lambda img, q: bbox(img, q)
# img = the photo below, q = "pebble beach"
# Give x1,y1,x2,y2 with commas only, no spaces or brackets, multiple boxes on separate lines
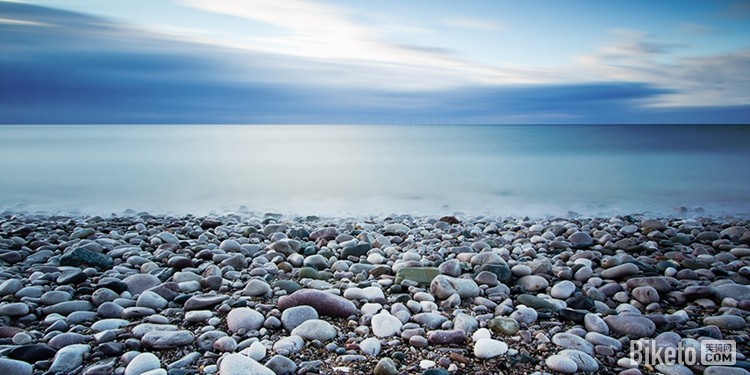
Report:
0,211,749,375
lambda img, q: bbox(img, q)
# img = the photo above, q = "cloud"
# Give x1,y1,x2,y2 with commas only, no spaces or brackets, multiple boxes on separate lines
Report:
573,29,750,108
1,2,748,124
178,0,532,88
444,17,505,31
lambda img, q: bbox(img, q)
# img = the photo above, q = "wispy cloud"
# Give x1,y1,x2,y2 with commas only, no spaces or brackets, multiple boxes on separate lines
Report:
178,0,532,89
444,17,506,31
573,29,750,107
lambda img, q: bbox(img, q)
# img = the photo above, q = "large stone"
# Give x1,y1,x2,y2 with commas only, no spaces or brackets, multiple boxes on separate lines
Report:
550,281,576,299
546,354,578,374
219,353,274,375
626,277,673,294
474,338,508,359
714,283,750,302
551,333,595,355
290,319,337,341
604,315,656,338
600,263,641,280
430,275,480,300
0,279,24,296
0,302,30,317
558,349,598,372
371,311,402,338
0,358,32,375
123,274,161,296
383,224,410,236
227,307,264,334
395,267,440,285
281,305,319,331
703,315,746,331
125,352,161,375
141,330,194,349
517,275,549,292
49,344,90,373
569,232,594,249
59,248,113,270
277,289,357,318
183,294,229,311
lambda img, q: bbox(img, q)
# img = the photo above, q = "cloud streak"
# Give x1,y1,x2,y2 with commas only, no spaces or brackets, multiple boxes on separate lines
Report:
1,2,748,124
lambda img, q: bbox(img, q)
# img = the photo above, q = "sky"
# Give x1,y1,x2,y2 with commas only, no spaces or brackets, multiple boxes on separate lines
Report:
1,0,749,124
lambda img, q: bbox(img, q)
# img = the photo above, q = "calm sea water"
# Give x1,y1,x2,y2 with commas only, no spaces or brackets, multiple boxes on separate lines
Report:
1,125,748,217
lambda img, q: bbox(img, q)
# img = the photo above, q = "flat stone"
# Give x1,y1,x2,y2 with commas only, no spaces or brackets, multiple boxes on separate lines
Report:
277,289,357,318
125,352,161,375
49,344,90,373
123,274,161,296
395,267,440,285
600,263,640,280
0,358,33,375
219,353,274,375
558,349,598,372
714,283,750,302
0,279,23,296
703,315,746,330
604,315,656,338
474,338,508,359
290,319,337,341
227,307,264,334
625,277,673,294
429,275,480,299
59,248,113,270
281,305,319,331
264,355,297,375
0,302,30,317
374,357,398,375
137,290,168,310
569,231,594,249
546,354,578,374
632,286,660,304
551,332,595,355
243,279,271,297
7,343,57,362
550,281,576,299
183,294,229,311
141,330,195,349
584,313,609,335
427,329,466,345
517,275,549,292
371,311,402,338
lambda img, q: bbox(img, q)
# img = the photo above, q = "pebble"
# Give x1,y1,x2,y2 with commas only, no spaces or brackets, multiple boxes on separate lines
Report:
0,358,33,375
703,315,747,330
429,275,480,299
141,330,195,349
474,338,508,359
290,319,337,341
550,280,576,299
278,289,357,317
227,307,265,333
49,344,90,373
517,275,549,292
546,354,578,373
219,353,274,375
604,315,656,338
0,213,745,375
125,352,161,375
371,311,403,337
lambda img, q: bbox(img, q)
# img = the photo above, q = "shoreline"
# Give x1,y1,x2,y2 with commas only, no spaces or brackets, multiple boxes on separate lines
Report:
0,212,748,374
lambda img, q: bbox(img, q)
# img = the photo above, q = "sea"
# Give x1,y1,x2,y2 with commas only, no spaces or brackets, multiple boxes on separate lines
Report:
1,124,748,218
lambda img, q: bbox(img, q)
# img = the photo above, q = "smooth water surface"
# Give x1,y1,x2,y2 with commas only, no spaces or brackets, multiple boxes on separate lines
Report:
1,125,748,217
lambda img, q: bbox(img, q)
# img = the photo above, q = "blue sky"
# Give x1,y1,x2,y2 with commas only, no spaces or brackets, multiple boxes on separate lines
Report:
1,0,749,123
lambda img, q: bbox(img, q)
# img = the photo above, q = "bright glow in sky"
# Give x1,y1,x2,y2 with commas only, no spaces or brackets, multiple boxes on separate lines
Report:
1,0,749,123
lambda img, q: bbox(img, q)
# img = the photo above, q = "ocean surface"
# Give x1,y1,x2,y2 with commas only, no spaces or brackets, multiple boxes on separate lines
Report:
1,124,749,218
